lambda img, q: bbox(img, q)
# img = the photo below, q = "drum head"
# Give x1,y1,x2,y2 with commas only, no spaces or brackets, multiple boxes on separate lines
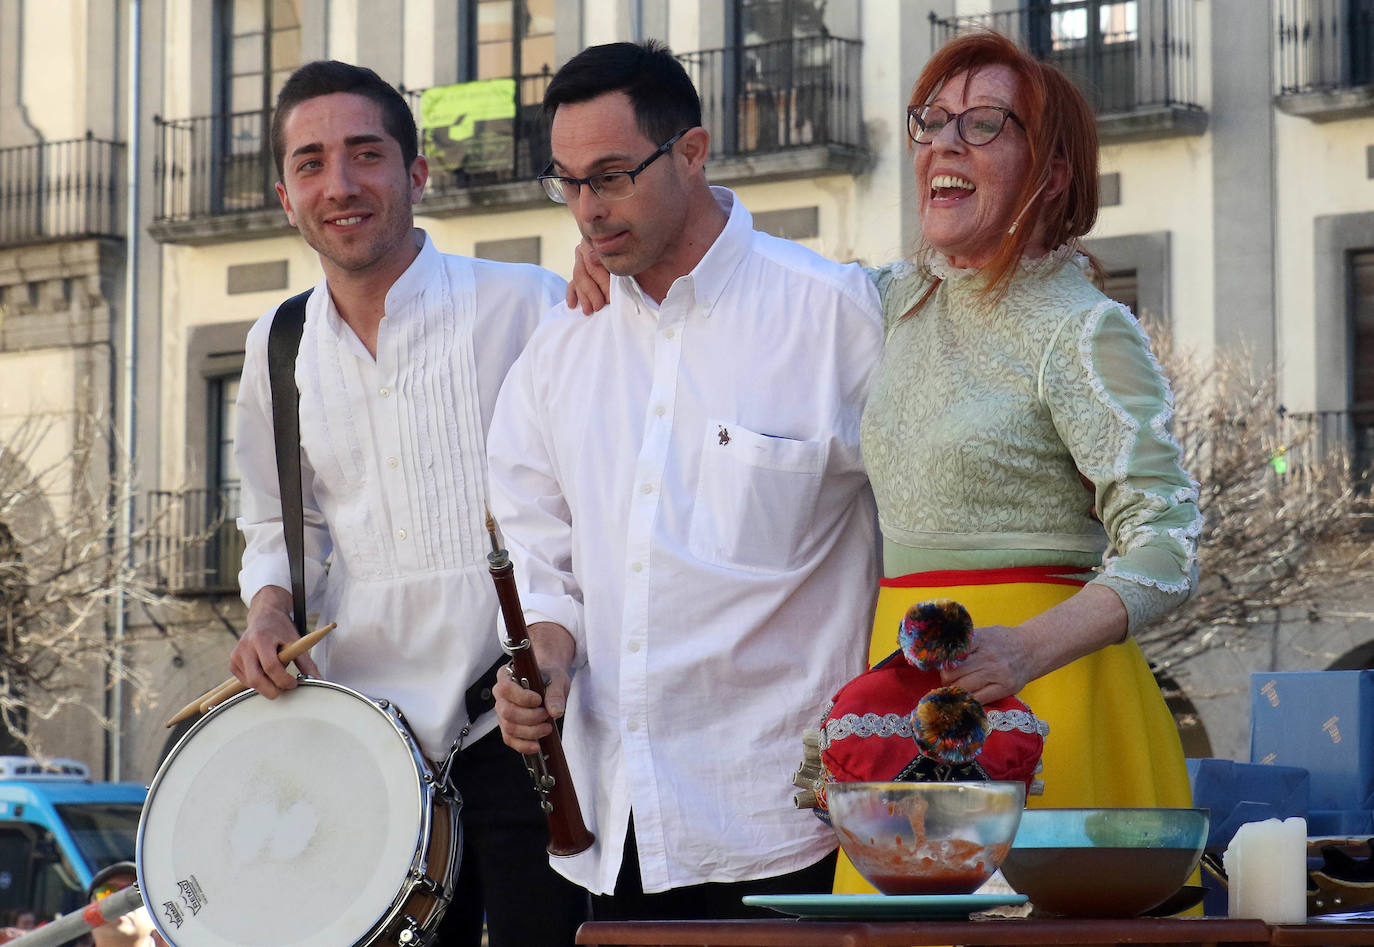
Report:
138,681,426,947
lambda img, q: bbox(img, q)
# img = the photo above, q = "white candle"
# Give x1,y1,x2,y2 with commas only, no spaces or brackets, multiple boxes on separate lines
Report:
1224,817,1307,924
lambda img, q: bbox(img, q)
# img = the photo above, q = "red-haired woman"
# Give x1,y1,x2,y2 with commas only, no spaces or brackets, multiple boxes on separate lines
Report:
840,29,1200,888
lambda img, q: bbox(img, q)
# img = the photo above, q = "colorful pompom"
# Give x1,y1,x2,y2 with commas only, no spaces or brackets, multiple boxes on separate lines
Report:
899,599,973,670
912,686,988,764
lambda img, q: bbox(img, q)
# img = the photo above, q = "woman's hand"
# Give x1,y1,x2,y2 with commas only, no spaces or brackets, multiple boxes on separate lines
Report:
566,239,612,314
938,624,1036,704
939,584,1130,703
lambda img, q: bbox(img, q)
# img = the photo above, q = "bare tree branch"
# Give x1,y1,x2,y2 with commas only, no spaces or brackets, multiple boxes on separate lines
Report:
0,411,216,758
1137,335,1374,672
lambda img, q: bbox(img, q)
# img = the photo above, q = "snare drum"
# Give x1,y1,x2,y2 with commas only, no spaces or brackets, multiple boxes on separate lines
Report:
137,680,458,947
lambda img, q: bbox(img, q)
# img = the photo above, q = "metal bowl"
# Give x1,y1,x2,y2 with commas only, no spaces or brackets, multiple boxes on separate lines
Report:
826,781,1027,895
1000,807,1209,917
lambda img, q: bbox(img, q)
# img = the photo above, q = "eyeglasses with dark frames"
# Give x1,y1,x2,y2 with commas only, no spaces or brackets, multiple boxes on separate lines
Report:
539,129,692,204
908,105,1025,147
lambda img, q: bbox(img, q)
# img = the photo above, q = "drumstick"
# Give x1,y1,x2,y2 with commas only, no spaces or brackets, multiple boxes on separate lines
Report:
192,622,336,718
196,678,244,715
164,622,336,728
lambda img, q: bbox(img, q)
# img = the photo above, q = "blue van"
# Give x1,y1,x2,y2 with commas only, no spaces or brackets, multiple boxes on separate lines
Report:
0,757,146,922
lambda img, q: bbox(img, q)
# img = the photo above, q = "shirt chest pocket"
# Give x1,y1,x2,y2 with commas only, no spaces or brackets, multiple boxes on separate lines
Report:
688,420,827,574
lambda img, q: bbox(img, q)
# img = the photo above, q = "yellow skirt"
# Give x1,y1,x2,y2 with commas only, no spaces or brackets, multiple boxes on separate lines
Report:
834,566,1193,894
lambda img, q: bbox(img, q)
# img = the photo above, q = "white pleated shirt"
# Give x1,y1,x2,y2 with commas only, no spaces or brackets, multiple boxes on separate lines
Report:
487,189,884,894
236,232,565,760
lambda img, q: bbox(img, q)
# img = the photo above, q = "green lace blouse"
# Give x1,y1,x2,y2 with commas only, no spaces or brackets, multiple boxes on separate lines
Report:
860,251,1202,632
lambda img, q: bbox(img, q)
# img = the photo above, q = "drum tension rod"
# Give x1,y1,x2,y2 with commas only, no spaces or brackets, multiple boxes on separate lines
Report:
407,870,444,895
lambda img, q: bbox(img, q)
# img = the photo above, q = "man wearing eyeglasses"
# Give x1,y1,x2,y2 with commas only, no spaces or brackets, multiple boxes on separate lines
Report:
488,41,883,921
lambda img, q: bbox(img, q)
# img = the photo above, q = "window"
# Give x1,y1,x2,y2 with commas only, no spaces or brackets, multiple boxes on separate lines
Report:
1083,232,1169,328
1349,250,1374,475
738,0,828,44
0,825,83,921
208,373,244,589
180,323,253,595
217,0,302,211
1354,0,1374,90
1027,0,1139,112
1032,0,1137,52
221,0,302,115
471,0,555,85
734,0,832,151
1100,269,1139,316
54,804,142,878
212,374,241,513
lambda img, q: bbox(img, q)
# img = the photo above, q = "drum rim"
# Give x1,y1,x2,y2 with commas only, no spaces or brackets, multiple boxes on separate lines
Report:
136,679,452,947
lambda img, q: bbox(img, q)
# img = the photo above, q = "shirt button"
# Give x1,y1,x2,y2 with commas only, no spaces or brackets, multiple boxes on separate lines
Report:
664,328,676,340
387,457,399,468
628,640,641,653
396,528,408,540
654,404,666,417
631,561,643,573
379,387,391,398
627,719,640,732
640,482,653,494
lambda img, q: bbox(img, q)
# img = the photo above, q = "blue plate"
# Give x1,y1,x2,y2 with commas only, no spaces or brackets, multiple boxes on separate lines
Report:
742,892,1028,919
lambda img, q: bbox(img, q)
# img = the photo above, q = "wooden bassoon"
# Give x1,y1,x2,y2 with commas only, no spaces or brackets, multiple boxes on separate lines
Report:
485,514,595,857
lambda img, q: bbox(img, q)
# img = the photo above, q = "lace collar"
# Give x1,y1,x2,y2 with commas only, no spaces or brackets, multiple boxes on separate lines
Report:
922,244,1088,283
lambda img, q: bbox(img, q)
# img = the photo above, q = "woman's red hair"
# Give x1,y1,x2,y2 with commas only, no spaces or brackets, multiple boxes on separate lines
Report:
909,30,1099,297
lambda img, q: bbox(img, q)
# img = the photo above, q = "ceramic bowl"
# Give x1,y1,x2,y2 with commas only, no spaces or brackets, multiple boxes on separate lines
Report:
999,807,1209,917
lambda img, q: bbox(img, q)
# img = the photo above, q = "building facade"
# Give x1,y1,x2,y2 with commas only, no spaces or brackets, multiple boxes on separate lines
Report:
1,0,1371,779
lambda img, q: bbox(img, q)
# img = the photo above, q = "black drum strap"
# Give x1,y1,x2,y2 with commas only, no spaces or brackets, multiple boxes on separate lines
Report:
267,289,313,638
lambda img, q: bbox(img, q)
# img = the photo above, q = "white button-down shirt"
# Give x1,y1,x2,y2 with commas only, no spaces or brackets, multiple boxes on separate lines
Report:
487,189,883,894
237,232,565,759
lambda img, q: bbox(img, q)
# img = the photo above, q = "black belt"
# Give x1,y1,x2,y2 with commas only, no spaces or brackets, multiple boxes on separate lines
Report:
464,654,507,723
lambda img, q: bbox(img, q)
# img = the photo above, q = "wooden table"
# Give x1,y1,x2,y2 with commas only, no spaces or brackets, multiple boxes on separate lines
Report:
1267,922,1374,945
576,916,1281,946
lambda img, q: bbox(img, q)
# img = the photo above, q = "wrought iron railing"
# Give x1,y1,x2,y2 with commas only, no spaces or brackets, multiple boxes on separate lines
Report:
404,69,555,198
1281,407,1374,480
929,0,1202,115
152,36,865,224
1277,0,1374,94
139,487,242,595
680,35,864,157
0,135,124,247
153,108,284,222
152,71,557,222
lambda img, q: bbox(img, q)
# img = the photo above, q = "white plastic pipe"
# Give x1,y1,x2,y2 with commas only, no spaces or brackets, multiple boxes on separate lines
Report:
2,885,143,947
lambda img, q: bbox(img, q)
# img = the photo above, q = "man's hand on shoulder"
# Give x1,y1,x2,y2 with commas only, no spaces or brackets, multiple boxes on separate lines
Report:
493,621,575,754
229,585,322,698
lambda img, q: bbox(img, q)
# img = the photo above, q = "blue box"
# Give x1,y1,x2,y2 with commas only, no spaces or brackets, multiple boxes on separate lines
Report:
1186,757,1309,851
1250,670,1374,811
1307,809,1374,837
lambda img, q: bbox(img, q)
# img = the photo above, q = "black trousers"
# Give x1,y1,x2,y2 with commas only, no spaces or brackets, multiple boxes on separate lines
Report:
590,815,838,922
438,728,589,946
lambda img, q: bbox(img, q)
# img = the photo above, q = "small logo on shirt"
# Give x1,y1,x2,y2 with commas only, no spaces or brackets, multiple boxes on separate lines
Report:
717,426,730,445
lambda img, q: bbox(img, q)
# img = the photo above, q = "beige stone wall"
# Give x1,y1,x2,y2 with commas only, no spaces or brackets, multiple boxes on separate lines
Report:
21,1,85,140
1273,109,1374,413
1095,135,1217,352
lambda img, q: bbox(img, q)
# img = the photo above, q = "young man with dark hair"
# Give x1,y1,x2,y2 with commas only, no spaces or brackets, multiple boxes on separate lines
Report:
229,60,586,946
488,41,884,921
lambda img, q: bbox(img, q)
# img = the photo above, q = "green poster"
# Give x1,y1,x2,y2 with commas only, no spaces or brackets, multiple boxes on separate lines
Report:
420,79,517,175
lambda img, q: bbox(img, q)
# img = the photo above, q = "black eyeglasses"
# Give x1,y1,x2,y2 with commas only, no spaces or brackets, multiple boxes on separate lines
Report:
539,129,692,204
908,105,1025,146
